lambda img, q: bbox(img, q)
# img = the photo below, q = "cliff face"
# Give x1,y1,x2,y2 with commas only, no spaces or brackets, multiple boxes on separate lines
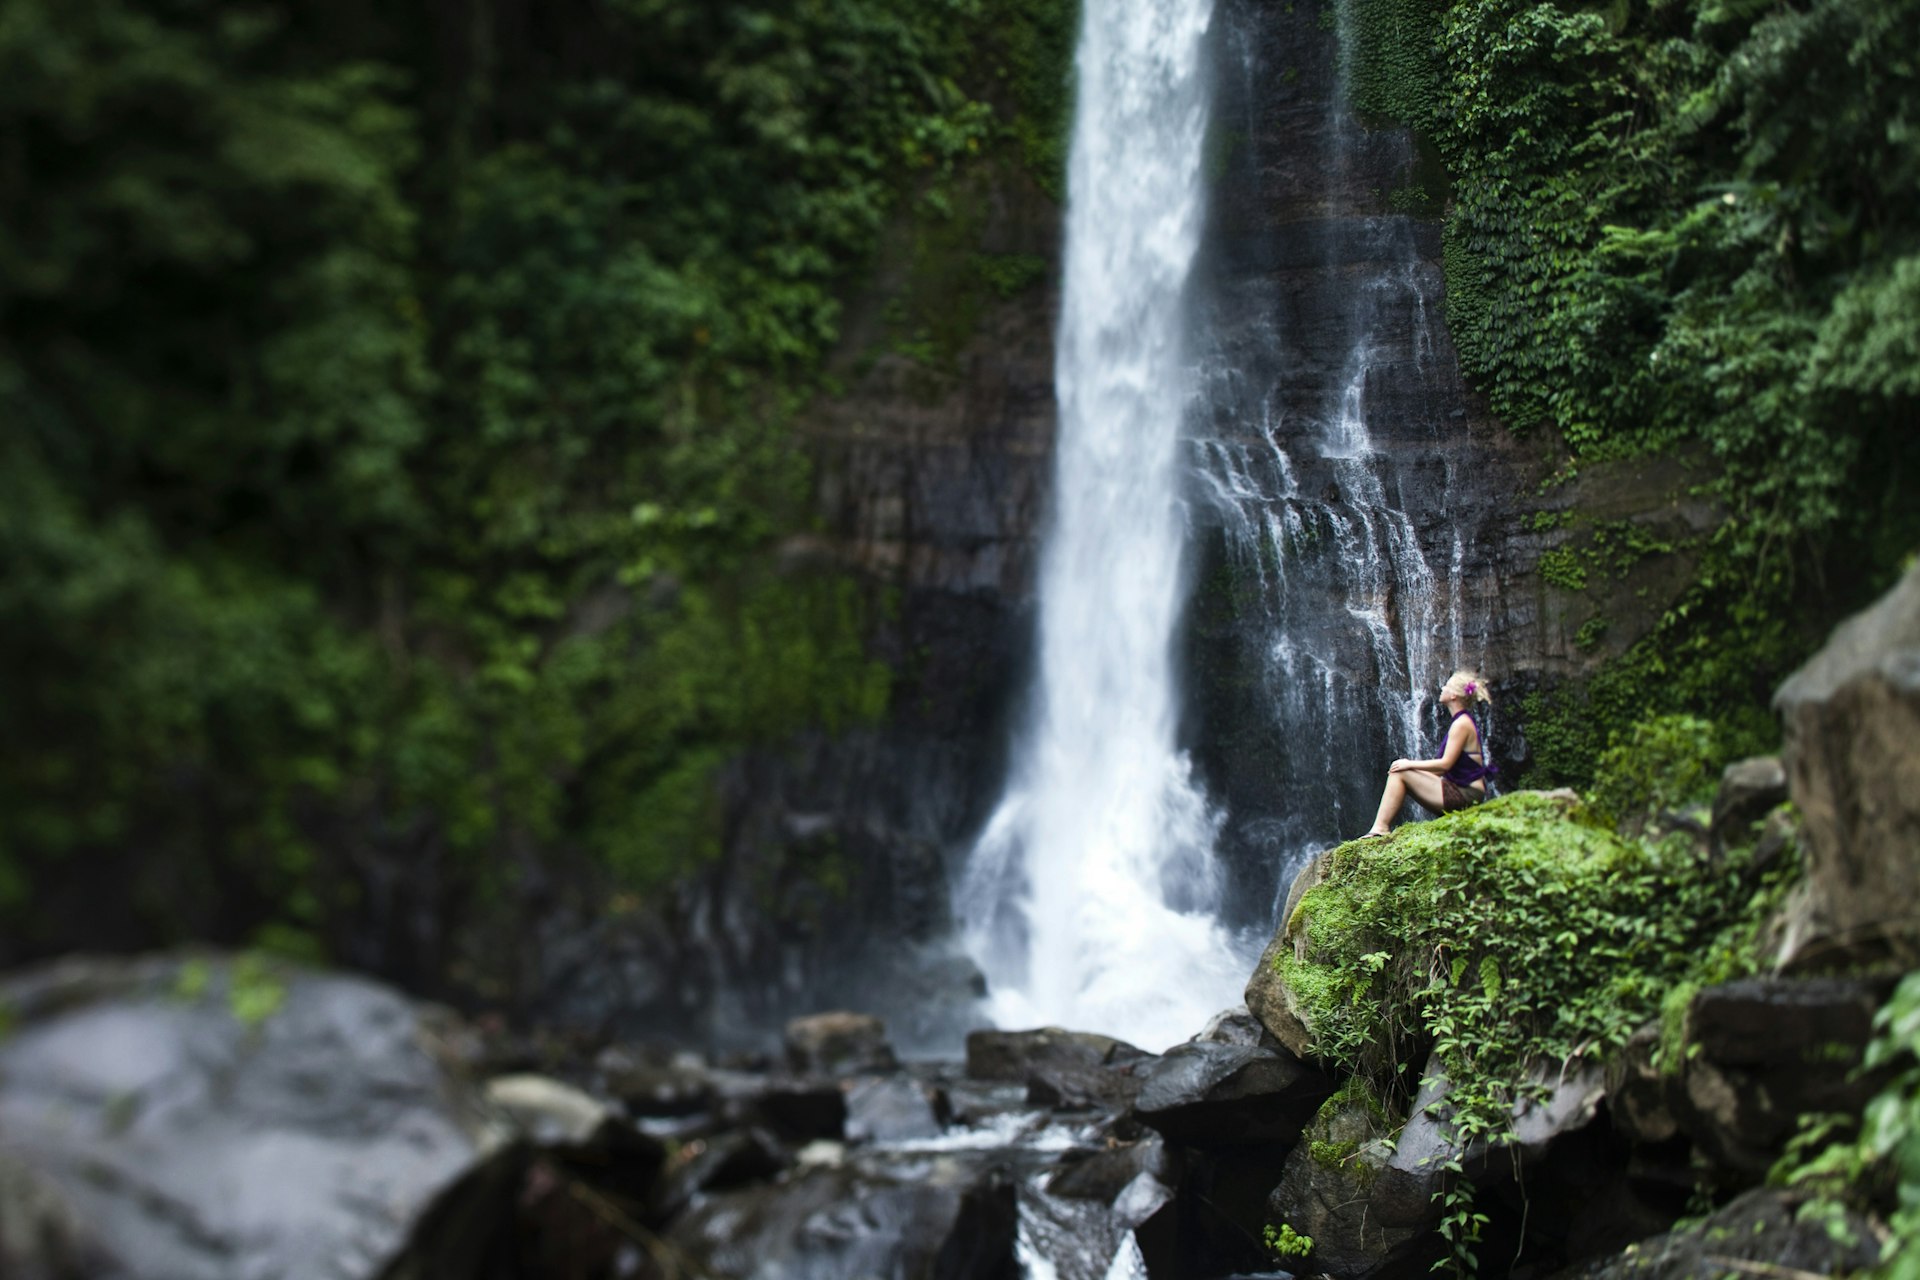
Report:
532,167,1065,1052
1184,0,1712,923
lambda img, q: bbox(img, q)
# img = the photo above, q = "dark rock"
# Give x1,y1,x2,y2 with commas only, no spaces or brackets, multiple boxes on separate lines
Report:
657,1127,790,1218
965,1027,1149,1082
1710,756,1787,854
709,1070,849,1143
1774,561,1920,965
1027,1061,1148,1113
669,1159,1020,1280
1046,1135,1180,1202
1551,1187,1880,1280
1605,1023,1682,1146
596,1046,714,1117
785,1010,899,1076
1687,976,1884,1068
1192,1004,1272,1047
1132,1041,1331,1147
846,1075,945,1144
0,954,490,1280
1266,1084,1446,1280
1676,976,1893,1177
0,1154,111,1280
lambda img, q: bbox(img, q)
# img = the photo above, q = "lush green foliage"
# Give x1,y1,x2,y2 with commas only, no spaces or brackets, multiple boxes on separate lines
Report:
1262,1221,1315,1260
1585,712,1722,828
0,0,1075,966
1346,0,1920,783
1781,970,1920,1278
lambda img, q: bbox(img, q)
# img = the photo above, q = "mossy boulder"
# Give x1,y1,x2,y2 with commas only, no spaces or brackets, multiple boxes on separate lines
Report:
1264,1080,1448,1280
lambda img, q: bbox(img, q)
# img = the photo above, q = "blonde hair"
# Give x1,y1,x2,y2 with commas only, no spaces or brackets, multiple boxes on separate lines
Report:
1442,670,1492,705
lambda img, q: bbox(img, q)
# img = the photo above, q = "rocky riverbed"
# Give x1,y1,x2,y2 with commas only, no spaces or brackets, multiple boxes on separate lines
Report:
4,566,1916,1280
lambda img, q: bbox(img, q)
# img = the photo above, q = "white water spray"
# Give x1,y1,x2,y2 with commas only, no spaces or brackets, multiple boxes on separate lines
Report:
958,0,1244,1052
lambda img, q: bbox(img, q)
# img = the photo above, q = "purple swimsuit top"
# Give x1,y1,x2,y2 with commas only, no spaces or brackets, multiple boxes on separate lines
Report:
1442,709,1498,787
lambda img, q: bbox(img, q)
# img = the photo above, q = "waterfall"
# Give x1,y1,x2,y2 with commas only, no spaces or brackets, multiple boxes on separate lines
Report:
957,0,1245,1053
1185,0,1494,923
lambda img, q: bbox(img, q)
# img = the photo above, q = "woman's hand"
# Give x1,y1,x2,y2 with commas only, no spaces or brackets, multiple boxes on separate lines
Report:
1389,759,1412,773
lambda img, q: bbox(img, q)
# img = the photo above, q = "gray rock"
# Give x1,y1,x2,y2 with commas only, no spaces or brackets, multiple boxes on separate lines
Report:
485,1073,621,1146
1045,1135,1179,1203
1709,755,1787,854
1265,1084,1445,1280
596,1045,714,1116
1192,1004,1270,1047
1675,976,1891,1177
0,1154,111,1280
669,1158,1020,1280
1553,1187,1880,1279
784,1010,899,1076
1132,1041,1331,1147
846,1075,946,1144
1027,1061,1148,1113
0,953,492,1280
1774,561,1920,964
964,1027,1148,1082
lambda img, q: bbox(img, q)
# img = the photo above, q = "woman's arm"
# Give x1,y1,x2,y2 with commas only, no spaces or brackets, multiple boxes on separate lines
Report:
1390,718,1471,774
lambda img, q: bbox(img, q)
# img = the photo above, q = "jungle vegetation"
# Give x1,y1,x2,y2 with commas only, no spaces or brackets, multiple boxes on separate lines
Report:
0,0,1075,984
1343,0,1920,783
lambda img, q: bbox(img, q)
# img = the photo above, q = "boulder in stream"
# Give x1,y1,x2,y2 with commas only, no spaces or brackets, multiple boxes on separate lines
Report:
0,953,495,1280
668,1156,1020,1280
964,1026,1150,1081
784,1010,899,1076
1132,1040,1331,1147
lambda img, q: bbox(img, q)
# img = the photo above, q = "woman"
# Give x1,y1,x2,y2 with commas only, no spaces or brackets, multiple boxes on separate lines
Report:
1362,671,1496,838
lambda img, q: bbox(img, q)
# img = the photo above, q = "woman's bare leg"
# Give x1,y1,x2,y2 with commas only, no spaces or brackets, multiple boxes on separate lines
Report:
1402,771,1446,814
1368,773,1407,835
1368,770,1448,835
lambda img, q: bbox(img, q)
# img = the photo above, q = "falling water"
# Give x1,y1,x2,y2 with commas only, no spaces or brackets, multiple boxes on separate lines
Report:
1186,0,1494,922
957,0,1246,1053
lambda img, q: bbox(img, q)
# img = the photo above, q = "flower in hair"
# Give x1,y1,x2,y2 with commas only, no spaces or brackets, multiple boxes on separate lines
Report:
1463,681,1476,695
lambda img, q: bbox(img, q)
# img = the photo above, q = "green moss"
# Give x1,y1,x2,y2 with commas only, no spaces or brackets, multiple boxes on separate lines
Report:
1540,547,1589,591
1277,793,1790,1109
1309,1138,1361,1169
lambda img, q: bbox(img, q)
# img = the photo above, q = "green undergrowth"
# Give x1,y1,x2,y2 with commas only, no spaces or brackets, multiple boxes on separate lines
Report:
1280,792,1794,1124
1777,971,1920,1279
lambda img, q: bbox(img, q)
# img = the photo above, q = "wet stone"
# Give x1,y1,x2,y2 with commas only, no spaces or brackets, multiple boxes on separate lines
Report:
1132,1040,1331,1148
845,1075,946,1145
965,1027,1148,1083
784,1011,899,1077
